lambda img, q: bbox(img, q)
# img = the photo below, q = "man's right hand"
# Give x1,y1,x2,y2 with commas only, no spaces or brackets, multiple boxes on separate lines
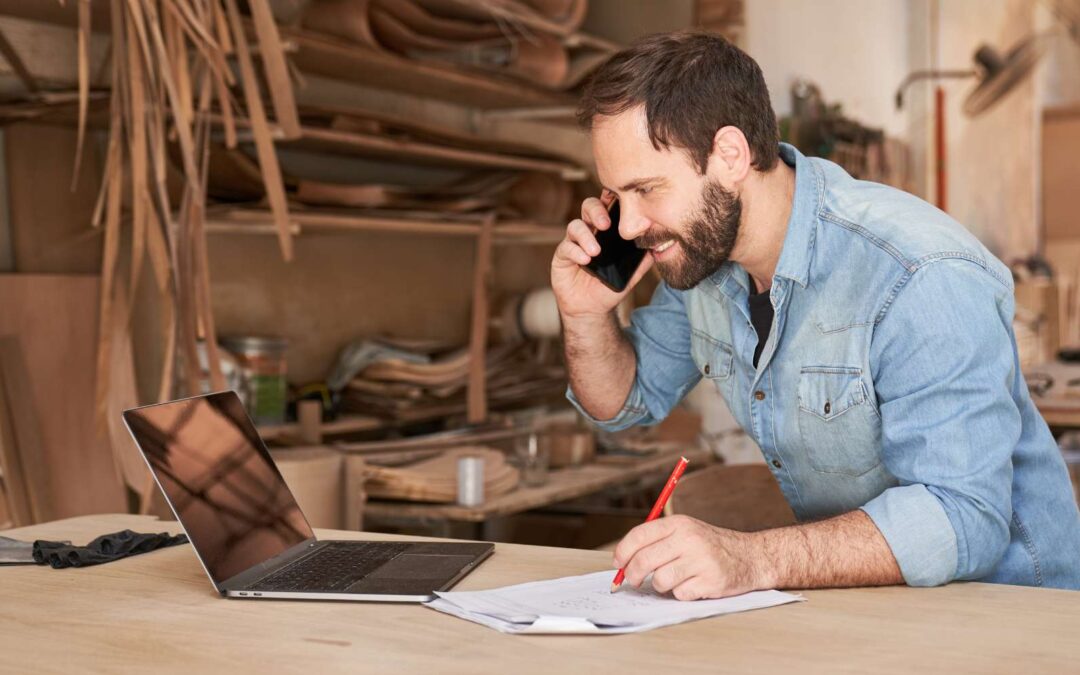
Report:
551,195,654,320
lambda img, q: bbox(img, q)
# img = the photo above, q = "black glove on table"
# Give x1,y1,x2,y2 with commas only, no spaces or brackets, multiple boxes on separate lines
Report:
31,529,189,569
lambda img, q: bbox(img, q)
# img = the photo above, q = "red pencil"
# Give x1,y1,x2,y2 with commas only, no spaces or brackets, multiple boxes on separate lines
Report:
611,456,690,592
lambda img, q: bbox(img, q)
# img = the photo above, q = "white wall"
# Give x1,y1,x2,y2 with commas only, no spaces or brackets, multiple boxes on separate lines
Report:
744,0,911,138
744,0,1053,260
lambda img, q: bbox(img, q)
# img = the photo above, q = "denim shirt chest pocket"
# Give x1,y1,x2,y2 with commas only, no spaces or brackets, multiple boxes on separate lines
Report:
690,331,734,385
797,366,882,476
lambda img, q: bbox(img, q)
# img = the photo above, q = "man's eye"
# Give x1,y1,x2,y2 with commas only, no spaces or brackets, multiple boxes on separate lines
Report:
637,187,652,196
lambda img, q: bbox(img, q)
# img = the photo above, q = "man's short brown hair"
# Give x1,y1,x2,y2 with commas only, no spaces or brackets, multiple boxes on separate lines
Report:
577,31,779,174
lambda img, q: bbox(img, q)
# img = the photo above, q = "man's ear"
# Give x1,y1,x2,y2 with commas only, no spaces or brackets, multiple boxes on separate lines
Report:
706,126,752,185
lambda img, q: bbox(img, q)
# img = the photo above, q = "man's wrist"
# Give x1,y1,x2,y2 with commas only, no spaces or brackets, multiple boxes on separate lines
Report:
746,529,782,589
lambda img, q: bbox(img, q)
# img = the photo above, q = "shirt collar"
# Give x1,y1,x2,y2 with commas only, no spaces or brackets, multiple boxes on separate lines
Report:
771,142,822,288
705,143,822,300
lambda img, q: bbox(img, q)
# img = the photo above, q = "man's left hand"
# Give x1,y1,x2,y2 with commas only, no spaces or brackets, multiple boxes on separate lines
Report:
612,514,771,600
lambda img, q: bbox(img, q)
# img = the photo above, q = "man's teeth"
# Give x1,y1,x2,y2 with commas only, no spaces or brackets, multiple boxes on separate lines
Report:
654,240,675,253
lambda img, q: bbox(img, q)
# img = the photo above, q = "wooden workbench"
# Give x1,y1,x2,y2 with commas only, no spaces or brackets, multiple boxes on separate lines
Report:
1,514,1077,673
363,447,712,523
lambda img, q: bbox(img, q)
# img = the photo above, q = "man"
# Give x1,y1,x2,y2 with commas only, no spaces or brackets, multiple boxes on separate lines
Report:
552,31,1080,600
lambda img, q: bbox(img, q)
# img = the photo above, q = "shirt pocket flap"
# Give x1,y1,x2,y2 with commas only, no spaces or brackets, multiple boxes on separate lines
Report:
690,333,734,380
798,367,867,421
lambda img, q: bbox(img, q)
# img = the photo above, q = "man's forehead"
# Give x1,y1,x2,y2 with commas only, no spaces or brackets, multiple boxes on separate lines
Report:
591,108,689,190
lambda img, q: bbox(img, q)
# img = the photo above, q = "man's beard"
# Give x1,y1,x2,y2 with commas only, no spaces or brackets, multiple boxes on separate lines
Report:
636,180,742,291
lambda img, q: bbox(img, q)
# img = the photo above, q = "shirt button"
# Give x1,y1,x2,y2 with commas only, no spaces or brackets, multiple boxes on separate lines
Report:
824,401,831,415
772,459,782,469
754,391,765,401
704,364,711,375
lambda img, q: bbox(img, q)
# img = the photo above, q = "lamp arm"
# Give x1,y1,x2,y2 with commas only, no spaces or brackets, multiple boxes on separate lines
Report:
894,69,977,109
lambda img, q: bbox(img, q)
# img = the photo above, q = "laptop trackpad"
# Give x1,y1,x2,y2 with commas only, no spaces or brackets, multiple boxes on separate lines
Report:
346,554,476,592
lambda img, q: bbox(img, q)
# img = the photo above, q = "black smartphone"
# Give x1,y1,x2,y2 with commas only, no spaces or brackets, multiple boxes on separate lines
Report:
582,200,648,293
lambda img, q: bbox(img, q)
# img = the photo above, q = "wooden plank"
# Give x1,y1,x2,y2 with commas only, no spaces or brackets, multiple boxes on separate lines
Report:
0,275,126,518
363,447,711,522
284,26,570,110
466,214,494,424
218,114,582,175
0,336,53,523
248,0,301,139
204,209,564,243
1042,108,1080,242
0,349,32,526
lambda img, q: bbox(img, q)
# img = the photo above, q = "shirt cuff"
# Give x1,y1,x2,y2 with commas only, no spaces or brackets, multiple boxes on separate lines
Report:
860,484,959,587
566,383,648,432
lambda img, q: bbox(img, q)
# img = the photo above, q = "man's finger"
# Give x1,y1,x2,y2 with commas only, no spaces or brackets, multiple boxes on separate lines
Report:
671,575,707,601
650,559,693,595
566,219,600,256
613,516,684,567
581,197,610,230
621,536,680,588
554,238,592,267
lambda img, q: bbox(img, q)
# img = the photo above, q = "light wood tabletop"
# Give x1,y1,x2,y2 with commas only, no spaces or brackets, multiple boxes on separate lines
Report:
1,514,1078,674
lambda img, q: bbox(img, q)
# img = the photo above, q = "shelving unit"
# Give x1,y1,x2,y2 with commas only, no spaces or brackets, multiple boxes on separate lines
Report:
204,207,565,245
0,1,595,433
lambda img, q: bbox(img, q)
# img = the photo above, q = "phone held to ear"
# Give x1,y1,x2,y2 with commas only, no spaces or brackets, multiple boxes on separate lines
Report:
581,199,648,293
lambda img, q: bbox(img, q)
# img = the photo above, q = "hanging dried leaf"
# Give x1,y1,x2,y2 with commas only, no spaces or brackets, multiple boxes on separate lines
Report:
79,0,300,451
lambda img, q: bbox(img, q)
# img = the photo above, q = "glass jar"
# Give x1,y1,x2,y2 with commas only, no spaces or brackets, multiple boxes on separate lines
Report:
514,431,550,487
220,336,288,425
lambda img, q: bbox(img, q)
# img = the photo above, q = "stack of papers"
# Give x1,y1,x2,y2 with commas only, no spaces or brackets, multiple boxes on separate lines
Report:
425,570,803,634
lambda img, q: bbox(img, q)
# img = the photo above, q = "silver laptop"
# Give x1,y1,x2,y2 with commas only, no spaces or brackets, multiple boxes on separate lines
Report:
122,391,493,602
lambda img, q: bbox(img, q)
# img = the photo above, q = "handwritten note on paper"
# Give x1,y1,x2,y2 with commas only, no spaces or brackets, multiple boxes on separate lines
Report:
425,571,803,634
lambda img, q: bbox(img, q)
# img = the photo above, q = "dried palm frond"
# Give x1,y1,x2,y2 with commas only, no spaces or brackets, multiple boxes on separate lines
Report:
83,0,299,437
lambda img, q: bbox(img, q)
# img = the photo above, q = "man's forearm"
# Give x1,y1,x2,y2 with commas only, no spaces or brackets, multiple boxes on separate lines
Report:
563,312,637,421
753,510,903,589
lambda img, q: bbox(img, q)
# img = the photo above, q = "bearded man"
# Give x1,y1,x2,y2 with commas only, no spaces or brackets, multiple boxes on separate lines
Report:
551,31,1080,600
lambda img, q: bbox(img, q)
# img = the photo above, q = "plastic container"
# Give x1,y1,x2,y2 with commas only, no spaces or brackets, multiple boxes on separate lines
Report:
457,456,485,506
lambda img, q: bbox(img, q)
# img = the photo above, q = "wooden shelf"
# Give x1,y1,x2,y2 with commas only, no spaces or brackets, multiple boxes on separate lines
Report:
224,115,585,178
281,27,574,110
363,447,713,523
258,413,385,443
204,207,564,245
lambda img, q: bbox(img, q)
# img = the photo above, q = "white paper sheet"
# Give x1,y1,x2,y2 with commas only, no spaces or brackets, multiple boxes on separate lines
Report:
425,570,803,634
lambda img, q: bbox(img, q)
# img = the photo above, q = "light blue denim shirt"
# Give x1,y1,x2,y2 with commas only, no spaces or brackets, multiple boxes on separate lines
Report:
569,143,1080,589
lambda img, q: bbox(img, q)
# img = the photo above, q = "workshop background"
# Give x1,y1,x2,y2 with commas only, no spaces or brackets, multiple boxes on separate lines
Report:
0,0,1077,548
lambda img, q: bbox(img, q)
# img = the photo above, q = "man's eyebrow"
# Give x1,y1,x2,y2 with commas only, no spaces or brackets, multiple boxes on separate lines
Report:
609,177,666,193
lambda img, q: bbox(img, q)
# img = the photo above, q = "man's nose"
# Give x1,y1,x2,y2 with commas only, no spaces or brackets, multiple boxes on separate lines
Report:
618,203,651,241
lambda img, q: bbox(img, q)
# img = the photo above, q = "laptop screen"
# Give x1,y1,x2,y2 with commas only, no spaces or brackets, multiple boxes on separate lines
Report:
123,391,314,585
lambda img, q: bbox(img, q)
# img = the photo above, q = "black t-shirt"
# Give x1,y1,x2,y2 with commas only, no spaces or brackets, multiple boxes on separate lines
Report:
748,286,773,368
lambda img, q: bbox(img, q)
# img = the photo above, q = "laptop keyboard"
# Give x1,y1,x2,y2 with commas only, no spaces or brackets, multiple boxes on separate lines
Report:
250,542,411,593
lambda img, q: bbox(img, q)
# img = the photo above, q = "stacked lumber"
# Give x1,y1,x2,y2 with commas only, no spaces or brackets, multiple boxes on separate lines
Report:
343,341,566,421
364,446,519,502
301,0,613,91
204,106,581,226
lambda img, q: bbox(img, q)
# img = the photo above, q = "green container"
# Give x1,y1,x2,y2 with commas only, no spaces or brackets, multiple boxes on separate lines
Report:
221,336,288,426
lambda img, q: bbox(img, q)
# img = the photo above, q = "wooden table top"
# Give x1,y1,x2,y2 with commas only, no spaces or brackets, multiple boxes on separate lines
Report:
1,514,1078,674
363,447,712,522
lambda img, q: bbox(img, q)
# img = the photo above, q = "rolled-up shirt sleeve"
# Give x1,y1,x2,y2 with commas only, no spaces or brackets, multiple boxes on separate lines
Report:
862,258,1017,586
567,281,702,432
